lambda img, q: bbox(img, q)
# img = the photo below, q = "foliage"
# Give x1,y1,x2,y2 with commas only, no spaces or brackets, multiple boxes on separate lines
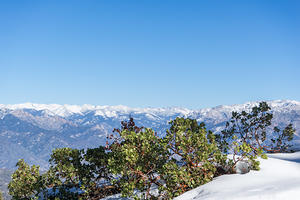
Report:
108,117,227,199
45,148,85,200
217,102,295,171
108,118,168,199
0,190,4,200
46,146,119,199
8,159,44,200
161,118,227,198
8,147,118,200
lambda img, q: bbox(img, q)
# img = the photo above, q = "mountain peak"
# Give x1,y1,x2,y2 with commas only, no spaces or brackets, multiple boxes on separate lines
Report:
0,100,299,118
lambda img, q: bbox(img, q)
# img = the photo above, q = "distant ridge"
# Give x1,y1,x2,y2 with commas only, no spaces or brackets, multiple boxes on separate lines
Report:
1,99,299,117
0,100,299,169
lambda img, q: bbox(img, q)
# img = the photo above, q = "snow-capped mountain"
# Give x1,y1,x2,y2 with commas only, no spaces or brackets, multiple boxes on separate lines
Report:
0,100,299,169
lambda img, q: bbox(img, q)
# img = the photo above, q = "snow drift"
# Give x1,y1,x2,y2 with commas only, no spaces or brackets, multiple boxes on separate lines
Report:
175,152,300,200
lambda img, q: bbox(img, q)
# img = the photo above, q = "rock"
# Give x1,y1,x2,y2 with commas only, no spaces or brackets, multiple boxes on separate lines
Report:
235,161,251,174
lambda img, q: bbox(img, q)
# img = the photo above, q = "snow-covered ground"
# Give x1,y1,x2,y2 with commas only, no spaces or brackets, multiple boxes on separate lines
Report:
175,152,300,200
102,152,300,200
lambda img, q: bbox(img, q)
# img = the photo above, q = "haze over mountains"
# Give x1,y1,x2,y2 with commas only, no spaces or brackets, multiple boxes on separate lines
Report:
0,100,299,169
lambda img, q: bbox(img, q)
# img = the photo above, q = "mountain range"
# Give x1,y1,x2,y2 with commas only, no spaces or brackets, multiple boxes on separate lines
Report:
0,100,299,170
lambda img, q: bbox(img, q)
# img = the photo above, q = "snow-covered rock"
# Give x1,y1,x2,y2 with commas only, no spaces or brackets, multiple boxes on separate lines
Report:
235,161,251,174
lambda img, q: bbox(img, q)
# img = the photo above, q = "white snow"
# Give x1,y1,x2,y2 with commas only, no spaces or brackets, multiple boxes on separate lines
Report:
175,152,300,200
0,100,299,119
0,102,194,117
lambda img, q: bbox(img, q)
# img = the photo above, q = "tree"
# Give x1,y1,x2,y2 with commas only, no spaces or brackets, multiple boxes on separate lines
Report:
108,118,168,199
45,148,86,200
217,102,295,171
8,159,44,200
84,146,119,199
45,146,119,199
108,117,227,199
161,118,227,198
8,147,118,200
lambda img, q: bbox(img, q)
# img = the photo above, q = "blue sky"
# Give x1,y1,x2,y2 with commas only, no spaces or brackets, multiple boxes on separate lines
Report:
0,0,299,109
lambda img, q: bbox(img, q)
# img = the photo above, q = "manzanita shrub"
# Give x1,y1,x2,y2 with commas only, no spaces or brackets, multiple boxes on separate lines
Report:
108,118,168,199
108,117,227,199
8,159,43,200
45,148,85,199
46,146,119,200
161,118,227,198
217,102,295,171
9,147,118,200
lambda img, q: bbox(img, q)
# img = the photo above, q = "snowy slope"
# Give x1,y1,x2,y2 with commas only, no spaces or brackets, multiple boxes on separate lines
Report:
175,152,300,200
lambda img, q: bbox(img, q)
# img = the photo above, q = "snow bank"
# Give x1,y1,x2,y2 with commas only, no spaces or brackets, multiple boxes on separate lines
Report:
175,152,300,200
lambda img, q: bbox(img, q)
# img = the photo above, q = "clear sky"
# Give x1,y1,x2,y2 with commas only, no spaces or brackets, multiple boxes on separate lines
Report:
0,0,299,109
